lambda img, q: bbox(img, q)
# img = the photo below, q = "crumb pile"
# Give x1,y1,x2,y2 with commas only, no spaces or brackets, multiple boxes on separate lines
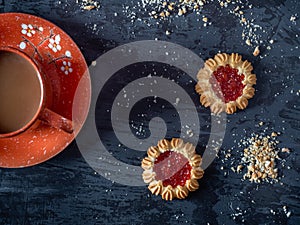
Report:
239,133,280,183
229,131,291,184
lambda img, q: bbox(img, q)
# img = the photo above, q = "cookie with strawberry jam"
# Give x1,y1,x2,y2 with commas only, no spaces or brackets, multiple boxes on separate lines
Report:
195,53,256,114
142,138,204,201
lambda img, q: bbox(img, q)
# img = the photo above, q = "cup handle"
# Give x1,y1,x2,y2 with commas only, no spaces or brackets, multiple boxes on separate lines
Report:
39,108,73,134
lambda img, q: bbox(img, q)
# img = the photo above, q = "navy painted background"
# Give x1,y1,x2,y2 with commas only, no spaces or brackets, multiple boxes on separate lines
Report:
0,0,299,224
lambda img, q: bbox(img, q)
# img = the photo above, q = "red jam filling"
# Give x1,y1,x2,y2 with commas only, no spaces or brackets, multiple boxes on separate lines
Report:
153,151,192,188
209,64,245,103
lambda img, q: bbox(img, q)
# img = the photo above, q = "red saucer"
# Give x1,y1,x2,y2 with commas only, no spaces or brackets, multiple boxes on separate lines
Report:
0,13,91,168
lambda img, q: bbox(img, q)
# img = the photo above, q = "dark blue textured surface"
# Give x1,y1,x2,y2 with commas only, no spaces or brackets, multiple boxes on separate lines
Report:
0,0,299,224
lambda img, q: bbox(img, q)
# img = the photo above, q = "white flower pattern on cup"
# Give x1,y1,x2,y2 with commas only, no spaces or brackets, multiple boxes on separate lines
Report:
21,24,36,37
19,41,27,50
18,22,74,74
61,61,73,75
48,34,62,53
65,50,72,58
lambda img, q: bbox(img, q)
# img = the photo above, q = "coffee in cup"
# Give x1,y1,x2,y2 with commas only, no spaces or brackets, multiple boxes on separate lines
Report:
0,49,73,137
0,50,42,134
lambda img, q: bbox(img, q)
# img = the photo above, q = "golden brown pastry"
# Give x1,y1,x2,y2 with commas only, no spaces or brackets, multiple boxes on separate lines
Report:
142,138,204,201
195,53,256,114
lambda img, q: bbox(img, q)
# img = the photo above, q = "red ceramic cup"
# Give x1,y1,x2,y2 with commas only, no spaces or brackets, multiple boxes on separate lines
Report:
0,12,91,168
0,47,73,138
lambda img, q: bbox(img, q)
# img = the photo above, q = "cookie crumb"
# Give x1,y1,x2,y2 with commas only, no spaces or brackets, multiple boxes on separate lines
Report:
253,46,260,56
245,39,251,46
236,165,243,173
281,148,290,153
290,15,297,22
79,0,100,10
238,133,282,183
83,5,96,10
91,61,97,66
283,205,292,218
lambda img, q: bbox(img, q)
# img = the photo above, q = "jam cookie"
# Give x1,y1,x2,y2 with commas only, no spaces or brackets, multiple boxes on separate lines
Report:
142,138,204,201
195,53,256,114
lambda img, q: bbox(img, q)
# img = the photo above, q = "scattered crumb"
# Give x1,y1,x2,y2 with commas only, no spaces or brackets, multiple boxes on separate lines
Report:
125,0,267,53
165,30,171,35
281,148,290,153
236,164,243,173
174,97,180,106
186,129,194,137
143,0,208,19
77,0,100,10
253,46,260,56
225,153,231,159
245,39,251,46
283,205,292,218
241,17,246,23
270,209,276,215
224,1,265,48
83,5,96,10
290,14,297,22
91,60,97,66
